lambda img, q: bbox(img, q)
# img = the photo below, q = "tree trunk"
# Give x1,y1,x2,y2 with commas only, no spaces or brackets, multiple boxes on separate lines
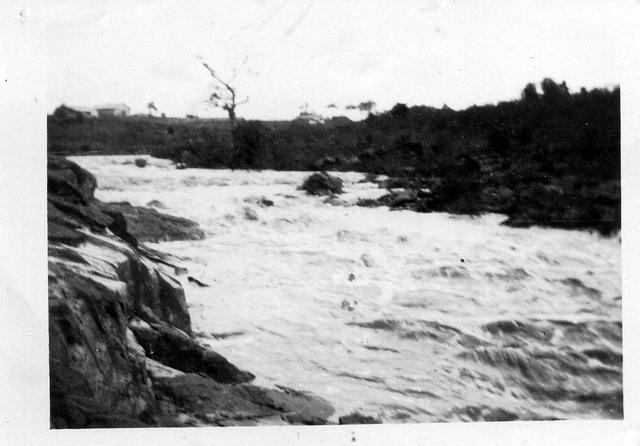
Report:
228,108,236,130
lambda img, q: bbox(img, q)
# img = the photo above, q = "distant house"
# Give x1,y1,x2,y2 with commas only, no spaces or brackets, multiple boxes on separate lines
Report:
293,111,325,125
96,103,130,117
71,106,98,118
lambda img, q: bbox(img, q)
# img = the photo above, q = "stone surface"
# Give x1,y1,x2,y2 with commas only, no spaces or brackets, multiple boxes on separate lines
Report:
99,201,206,243
48,156,98,204
301,171,344,196
49,260,156,428
338,412,381,424
152,374,334,426
47,156,333,427
129,321,254,384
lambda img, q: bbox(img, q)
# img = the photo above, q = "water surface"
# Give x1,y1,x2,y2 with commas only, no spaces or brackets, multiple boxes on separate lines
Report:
70,155,622,423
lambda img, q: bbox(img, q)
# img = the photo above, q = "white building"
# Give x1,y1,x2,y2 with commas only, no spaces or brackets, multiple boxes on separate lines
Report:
294,111,325,125
96,103,130,117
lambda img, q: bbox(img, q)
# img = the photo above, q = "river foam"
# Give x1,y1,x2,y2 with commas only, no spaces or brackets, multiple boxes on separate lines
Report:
70,155,622,423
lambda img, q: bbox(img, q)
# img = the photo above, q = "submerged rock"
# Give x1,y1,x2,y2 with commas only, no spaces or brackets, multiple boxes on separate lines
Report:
242,206,259,221
146,199,164,208
361,253,376,268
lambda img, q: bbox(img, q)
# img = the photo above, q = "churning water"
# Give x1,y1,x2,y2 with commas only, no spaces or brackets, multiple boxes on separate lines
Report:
70,155,622,423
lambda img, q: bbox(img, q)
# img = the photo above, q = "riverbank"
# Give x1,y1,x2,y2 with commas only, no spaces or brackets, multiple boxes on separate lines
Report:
48,80,620,235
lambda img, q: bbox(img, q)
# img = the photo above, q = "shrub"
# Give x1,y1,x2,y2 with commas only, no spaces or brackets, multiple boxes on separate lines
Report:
390,103,410,120
52,105,85,123
488,127,510,154
521,83,540,101
232,121,273,168
541,78,570,102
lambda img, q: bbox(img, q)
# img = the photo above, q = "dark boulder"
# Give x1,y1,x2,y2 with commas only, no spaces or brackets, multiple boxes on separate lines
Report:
47,156,114,241
301,172,343,196
129,321,255,384
240,385,335,425
151,374,334,426
338,412,381,424
389,191,416,208
48,156,98,204
99,201,205,242
152,374,273,420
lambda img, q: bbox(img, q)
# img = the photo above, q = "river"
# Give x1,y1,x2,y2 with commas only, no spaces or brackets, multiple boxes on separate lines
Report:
69,154,622,423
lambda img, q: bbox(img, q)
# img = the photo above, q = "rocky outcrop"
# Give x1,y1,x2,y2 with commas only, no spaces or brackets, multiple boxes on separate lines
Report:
99,201,205,243
152,375,334,426
48,156,334,428
128,318,254,384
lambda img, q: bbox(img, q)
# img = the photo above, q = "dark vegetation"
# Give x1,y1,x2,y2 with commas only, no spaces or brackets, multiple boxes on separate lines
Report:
48,79,620,234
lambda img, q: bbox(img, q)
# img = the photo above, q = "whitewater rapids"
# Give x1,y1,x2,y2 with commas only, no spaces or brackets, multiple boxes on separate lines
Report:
69,155,622,423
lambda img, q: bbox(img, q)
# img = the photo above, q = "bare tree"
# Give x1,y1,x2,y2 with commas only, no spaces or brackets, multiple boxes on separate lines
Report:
202,62,249,129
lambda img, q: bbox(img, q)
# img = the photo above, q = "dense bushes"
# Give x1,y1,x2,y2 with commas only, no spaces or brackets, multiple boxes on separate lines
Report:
47,78,620,233
231,121,276,169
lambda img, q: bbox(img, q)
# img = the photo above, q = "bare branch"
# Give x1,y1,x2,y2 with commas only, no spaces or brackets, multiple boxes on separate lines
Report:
202,62,235,96
201,59,249,129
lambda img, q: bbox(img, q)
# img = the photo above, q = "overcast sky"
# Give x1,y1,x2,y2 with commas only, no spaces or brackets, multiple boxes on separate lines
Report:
45,0,625,120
